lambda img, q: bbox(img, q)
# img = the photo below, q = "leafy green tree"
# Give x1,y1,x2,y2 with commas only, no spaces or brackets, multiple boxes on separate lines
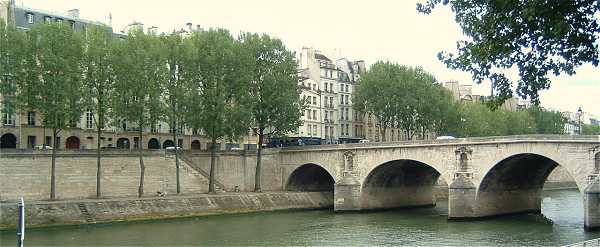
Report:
527,106,566,134
160,32,189,194
355,62,460,141
0,19,27,121
112,28,166,197
82,25,116,198
22,23,84,200
418,0,600,106
184,29,251,193
582,124,600,135
240,32,305,192
354,62,404,141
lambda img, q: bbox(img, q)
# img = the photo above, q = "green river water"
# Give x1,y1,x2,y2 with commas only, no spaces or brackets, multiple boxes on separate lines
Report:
1,189,599,246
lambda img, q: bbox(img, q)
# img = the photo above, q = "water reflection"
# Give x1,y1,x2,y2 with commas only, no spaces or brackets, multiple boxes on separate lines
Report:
1,189,599,246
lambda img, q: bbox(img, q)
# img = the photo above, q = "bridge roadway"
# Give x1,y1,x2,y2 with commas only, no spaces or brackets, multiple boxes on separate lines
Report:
277,135,600,231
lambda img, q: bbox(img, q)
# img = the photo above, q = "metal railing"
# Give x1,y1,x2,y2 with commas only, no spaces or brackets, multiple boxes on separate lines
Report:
563,238,600,247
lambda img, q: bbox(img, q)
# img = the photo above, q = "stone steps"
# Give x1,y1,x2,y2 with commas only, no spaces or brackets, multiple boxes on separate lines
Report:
77,203,95,223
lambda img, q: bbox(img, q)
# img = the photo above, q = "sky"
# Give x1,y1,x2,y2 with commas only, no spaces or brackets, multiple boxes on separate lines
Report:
17,0,600,117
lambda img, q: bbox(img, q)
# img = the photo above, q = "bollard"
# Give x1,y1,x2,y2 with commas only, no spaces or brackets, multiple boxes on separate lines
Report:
17,197,24,247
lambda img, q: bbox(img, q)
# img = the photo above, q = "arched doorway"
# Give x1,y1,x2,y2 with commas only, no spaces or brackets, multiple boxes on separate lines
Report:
65,136,80,149
361,159,441,210
0,133,17,148
116,138,130,149
162,140,174,149
191,140,201,150
477,153,566,217
286,163,334,192
148,138,160,149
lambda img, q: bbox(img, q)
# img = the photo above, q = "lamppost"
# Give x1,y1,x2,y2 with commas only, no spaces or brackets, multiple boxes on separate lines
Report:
577,107,583,135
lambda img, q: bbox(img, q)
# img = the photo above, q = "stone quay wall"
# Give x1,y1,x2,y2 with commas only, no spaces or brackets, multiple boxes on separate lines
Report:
0,192,333,229
0,149,283,202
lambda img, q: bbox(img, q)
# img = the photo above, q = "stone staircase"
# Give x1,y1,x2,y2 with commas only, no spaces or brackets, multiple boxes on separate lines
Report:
178,152,227,192
77,203,95,223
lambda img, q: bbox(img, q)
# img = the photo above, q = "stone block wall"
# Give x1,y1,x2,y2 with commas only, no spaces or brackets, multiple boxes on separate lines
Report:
0,152,209,202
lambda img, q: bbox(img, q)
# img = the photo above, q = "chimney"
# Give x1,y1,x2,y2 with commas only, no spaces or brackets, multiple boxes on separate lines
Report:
196,25,203,31
186,22,192,32
67,9,79,18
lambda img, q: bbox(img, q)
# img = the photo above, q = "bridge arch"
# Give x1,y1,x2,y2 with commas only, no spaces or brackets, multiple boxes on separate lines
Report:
361,159,442,210
285,163,335,192
476,152,577,217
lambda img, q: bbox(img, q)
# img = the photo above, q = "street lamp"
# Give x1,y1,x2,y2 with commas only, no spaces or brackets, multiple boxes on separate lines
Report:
577,107,583,135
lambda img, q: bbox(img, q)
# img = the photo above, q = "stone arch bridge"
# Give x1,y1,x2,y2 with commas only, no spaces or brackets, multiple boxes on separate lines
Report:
277,135,600,230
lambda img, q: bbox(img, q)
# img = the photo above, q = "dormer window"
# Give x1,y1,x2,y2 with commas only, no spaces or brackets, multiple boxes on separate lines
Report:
69,20,76,30
56,18,63,24
44,16,52,23
26,13,34,24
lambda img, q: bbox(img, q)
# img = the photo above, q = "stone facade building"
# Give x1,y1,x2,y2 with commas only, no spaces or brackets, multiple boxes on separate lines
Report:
0,1,258,150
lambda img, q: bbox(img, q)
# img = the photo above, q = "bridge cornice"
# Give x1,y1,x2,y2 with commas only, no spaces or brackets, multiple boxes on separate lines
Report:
280,135,600,153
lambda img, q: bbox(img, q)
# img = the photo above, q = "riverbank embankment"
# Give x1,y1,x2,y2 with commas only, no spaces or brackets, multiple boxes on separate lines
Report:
0,191,333,230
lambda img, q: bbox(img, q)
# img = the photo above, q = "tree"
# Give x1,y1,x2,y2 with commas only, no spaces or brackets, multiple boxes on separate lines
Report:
112,28,166,198
354,62,403,142
82,25,116,198
582,124,600,135
22,23,84,200
184,29,251,193
527,106,566,134
159,31,188,194
240,32,305,192
0,19,28,123
355,62,459,141
417,0,600,106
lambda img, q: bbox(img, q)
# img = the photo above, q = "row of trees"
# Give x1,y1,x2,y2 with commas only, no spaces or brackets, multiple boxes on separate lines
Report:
0,20,305,199
354,62,568,140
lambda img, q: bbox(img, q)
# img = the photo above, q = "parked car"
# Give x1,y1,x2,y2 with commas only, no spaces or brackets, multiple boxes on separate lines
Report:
34,145,53,150
165,146,182,151
359,139,370,143
436,136,456,140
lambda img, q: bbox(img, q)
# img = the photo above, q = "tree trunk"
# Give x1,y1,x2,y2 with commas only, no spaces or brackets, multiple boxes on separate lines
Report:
172,121,181,194
50,128,57,200
96,126,102,198
254,128,264,192
208,137,217,194
138,130,145,198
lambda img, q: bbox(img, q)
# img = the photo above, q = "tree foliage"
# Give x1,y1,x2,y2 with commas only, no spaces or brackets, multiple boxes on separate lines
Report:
526,105,566,134
82,25,116,198
240,32,304,192
183,29,252,193
22,22,85,200
354,62,459,140
0,19,27,117
418,0,600,106
112,28,166,197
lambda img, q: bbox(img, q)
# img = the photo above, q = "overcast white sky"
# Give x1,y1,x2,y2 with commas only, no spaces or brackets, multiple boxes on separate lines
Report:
18,0,600,117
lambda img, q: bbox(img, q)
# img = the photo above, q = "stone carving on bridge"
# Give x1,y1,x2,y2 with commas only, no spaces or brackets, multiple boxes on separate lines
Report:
454,147,473,172
343,151,355,172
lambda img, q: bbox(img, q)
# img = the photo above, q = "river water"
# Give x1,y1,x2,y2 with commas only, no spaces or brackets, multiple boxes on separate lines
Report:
1,189,599,246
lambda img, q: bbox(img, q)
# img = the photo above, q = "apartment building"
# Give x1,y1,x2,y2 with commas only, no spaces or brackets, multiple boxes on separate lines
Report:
0,1,257,150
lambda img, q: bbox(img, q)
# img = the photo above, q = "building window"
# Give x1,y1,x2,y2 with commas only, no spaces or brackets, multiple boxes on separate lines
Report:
56,18,63,24
86,110,93,129
306,109,311,120
2,104,14,125
346,108,350,120
27,111,36,126
44,16,52,23
312,110,317,120
26,13,34,24
69,20,76,30
346,85,350,92
313,125,318,136
312,96,316,105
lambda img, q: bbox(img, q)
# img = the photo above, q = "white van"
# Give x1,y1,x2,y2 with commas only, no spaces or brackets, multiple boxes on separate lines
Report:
358,139,370,143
